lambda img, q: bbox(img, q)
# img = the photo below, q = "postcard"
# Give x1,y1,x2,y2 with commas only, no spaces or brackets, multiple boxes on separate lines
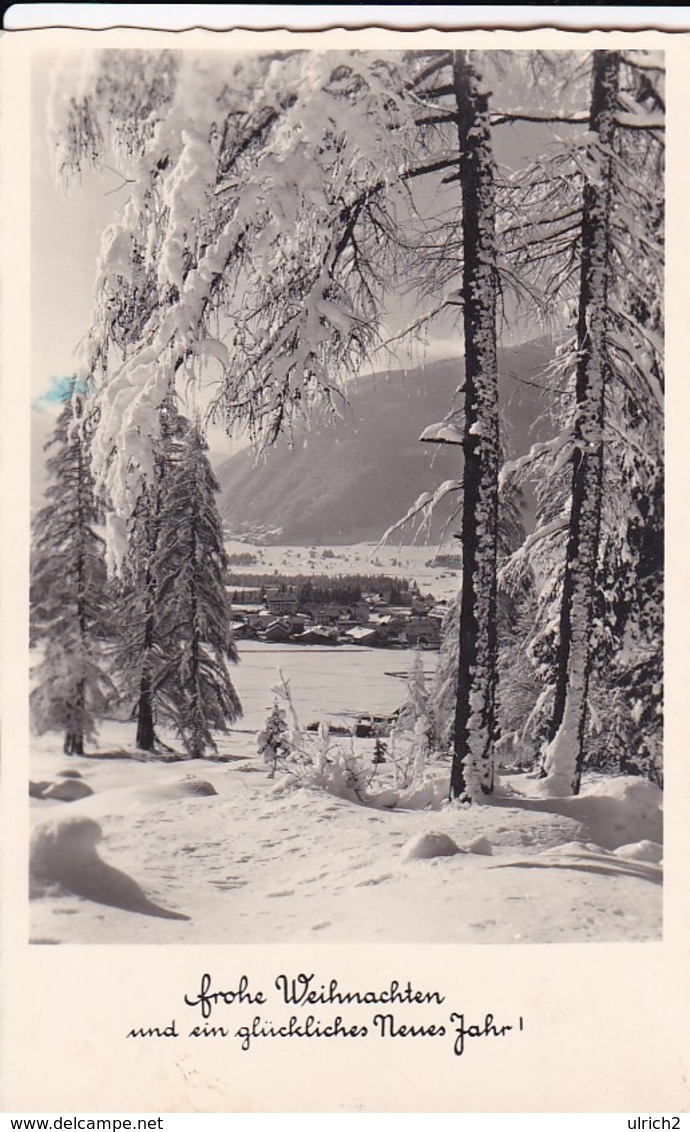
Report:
1,22,687,1114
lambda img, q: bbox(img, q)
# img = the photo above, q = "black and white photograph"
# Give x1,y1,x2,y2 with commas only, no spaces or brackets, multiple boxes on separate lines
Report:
3,17,689,1116
26,40,665,948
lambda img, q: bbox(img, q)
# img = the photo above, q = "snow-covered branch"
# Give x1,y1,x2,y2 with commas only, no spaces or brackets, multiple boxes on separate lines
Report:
491,110,589,127
499,430,574,489
615,111,664,131
379,479,462,546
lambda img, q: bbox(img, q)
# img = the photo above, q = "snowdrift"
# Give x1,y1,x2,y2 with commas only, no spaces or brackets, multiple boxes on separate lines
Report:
31,814,190,921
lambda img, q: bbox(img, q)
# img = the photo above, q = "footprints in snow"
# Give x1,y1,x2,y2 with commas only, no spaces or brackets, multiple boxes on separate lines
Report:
352,873,393,887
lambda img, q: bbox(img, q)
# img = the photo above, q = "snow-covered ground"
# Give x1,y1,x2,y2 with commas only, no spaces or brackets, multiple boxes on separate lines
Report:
29,648,662,947
224,540,462,600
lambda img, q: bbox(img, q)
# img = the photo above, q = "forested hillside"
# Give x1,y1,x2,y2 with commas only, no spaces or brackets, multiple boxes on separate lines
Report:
215,340,553,543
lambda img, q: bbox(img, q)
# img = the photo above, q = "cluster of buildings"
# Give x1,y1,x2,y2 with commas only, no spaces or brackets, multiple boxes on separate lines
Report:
228,584,447,649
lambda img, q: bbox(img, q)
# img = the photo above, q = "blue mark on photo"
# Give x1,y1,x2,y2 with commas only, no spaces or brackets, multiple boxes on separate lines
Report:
34,376,88,410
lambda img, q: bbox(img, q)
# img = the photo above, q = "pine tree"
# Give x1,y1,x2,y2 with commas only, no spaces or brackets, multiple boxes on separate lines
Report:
154,422,241,756
30,390,113,754
257,702,290,778
50,48,503,802
372,738,387,765
113,402,182,753
114,485,165,751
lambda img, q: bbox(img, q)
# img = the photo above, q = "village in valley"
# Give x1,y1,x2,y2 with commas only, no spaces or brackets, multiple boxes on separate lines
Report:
227,569,446,650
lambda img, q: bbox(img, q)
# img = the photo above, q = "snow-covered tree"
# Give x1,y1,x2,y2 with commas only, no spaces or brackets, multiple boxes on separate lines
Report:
444,51,501,800
395,650,431,737
538,51,623,795
50,49,420,549
257,702,291,778
30,390,114,754
154,422,241,756
112,402,181,752
499,50,664,794
429,592,460,755
591,53,664,784
112,405,241,756
50,46,505,802
385,650,431,787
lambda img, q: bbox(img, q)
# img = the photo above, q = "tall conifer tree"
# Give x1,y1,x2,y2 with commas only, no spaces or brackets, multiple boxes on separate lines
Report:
31,389,113,754
154,422,241,755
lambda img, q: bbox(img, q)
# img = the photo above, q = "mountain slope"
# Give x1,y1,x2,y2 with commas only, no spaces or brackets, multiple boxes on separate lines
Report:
215,339,556,544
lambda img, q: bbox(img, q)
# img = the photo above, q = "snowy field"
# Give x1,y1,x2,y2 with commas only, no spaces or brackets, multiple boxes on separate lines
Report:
30,647,662,947
224,540,462,600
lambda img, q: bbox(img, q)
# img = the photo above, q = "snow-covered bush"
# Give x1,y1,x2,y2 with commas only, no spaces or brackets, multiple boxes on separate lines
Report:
388,717,429,792
285,722,376,803
265,672,375,802
388,653,433,790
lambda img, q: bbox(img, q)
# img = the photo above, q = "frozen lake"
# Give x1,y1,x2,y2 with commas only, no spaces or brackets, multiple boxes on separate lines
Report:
230,640,435,731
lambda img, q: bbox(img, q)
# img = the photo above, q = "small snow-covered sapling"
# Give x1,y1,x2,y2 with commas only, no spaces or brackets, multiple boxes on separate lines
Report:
257,701,291,778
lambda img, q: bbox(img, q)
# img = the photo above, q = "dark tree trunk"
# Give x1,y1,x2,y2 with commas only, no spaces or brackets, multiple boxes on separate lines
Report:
542,51,620,796
136,589,157,751
64,732,84,756
135,705,155,752
449,51,500,801
136,668,156,751
187,509,204,758
71,426,87,760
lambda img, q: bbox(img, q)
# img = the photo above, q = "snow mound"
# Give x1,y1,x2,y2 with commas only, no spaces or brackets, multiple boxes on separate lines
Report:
582,776,660,805
365,788,399,809
570,777,662,850
30,815,190,921
269,775,297,797
465,835,493,856
30,781,52,799
515,776,662,851
613,840,663,863
31,815,103,877
57,769,83,779
44,779,94,802
397,779,447,810
401,831,461,861
164,777,218,798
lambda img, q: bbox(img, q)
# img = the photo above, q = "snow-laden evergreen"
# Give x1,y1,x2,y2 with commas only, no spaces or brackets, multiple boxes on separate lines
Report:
153,422,241,755
30,390,114,754
112,405,181,753
445,51,501,801
112,411,241,755
257,701,291,778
